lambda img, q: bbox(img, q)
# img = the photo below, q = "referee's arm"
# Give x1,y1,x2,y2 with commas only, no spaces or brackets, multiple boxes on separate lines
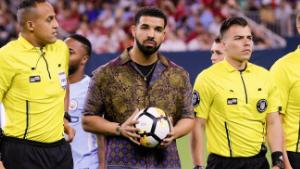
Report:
266,112,284,169
279,114,293,169
64,81,75,142
267,112,283,152
190,117,206,167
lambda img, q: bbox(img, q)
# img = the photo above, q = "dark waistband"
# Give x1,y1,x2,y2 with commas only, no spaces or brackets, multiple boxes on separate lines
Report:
287,151,300,155
2,136,66,148
209,149,267,159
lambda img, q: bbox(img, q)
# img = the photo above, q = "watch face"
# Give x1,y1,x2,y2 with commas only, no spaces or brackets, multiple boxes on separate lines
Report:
116,126,121,136
274,160,284,169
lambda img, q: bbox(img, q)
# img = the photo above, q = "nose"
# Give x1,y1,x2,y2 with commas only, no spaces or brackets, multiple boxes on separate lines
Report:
211,55,216,63
147,29,155,38
53,18,59,29
244,38,252,46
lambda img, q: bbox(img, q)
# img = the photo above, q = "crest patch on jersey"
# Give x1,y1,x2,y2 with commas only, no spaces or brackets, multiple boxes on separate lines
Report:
192,91,200,106
257,99,267,113
69,99,78,111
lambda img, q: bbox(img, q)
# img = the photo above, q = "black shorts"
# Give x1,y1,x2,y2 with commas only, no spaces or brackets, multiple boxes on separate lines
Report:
287,151,300,169
0,136,73,169
206,153,269,169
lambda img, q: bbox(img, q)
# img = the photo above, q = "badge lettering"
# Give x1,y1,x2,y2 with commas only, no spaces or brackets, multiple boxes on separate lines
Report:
227,98,237,105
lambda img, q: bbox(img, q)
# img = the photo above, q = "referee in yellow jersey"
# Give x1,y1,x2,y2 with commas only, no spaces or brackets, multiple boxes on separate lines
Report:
191,17,285,169
270,13,300,169
0,0,74,169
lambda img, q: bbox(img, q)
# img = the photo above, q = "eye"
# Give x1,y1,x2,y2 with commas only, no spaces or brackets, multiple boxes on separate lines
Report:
234,36,242,40
216,51,222,55
140,25,149,30
155,27,164,32
46,16,54,22
69,49,75,55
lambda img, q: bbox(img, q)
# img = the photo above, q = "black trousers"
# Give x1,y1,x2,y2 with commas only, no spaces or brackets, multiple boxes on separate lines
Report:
0,136,73,169
206,153,269,169
287,151,300,169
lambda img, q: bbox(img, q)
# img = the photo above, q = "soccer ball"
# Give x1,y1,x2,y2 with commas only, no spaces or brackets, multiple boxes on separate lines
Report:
134,107,171,148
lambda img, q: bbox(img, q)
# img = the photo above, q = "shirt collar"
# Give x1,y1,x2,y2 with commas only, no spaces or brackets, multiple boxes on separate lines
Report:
17,34,37,50
119,47,170,67
222,59,252,72
296,45,300,53
17,34,49,51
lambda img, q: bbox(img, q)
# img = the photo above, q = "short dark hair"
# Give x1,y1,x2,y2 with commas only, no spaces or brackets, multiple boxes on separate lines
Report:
68,34,92,57
17,0,47,26
220,17,248,38
134,7,167,28
17,0,46,10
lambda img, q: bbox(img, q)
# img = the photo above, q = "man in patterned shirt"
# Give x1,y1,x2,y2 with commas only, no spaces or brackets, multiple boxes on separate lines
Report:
82,7,194,169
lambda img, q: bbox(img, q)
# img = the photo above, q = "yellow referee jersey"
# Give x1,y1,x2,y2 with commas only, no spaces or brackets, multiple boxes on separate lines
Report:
193,60,281,157
0,35,69,143
270,47,300,152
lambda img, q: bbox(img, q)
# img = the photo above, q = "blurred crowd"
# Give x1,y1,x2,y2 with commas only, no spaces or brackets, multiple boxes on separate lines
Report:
0,0,299,54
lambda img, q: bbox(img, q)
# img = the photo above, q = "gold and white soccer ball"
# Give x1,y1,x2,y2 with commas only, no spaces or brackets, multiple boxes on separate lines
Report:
134,107,171,148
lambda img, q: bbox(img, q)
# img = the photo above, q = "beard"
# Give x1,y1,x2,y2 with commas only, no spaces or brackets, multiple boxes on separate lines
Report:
136,38,161,57
68,63,79,76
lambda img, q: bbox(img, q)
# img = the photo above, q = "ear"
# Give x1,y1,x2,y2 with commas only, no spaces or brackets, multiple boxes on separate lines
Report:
221,41,226,49
162,28,166,41
26,21,35,32
221,39,226,48
81,55,88,65
130,25,136,38
297,26,300,35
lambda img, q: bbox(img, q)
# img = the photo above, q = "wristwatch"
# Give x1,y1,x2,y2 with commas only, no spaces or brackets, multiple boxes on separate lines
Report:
193,165,205,169
273,160,284,169
271,151,284,169
115,125,121,136
64,112,71,122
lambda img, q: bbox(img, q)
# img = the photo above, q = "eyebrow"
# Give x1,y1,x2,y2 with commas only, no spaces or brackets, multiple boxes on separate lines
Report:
233,34,252,38
140,23,164,29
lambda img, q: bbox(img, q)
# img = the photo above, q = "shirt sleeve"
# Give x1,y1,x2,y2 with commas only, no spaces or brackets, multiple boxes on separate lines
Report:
62,41,69,76
178,71,194,119
0,54,15,102
193,71,214,119
270,61,289,114
83,67,105,116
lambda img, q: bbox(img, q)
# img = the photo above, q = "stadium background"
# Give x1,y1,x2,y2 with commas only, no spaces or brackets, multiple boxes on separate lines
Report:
1,0,300,168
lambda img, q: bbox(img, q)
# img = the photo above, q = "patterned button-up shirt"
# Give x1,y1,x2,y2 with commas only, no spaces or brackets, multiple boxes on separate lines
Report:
83,48,194,169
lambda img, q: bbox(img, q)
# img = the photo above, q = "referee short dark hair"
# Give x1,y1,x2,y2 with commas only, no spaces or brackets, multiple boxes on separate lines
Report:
220,17,248,39
134,7,168,28
17,0,47,27
18,0,46,10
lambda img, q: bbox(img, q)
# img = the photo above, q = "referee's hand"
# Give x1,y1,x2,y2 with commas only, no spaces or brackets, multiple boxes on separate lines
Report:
64,118,75,142
0,161,6,169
